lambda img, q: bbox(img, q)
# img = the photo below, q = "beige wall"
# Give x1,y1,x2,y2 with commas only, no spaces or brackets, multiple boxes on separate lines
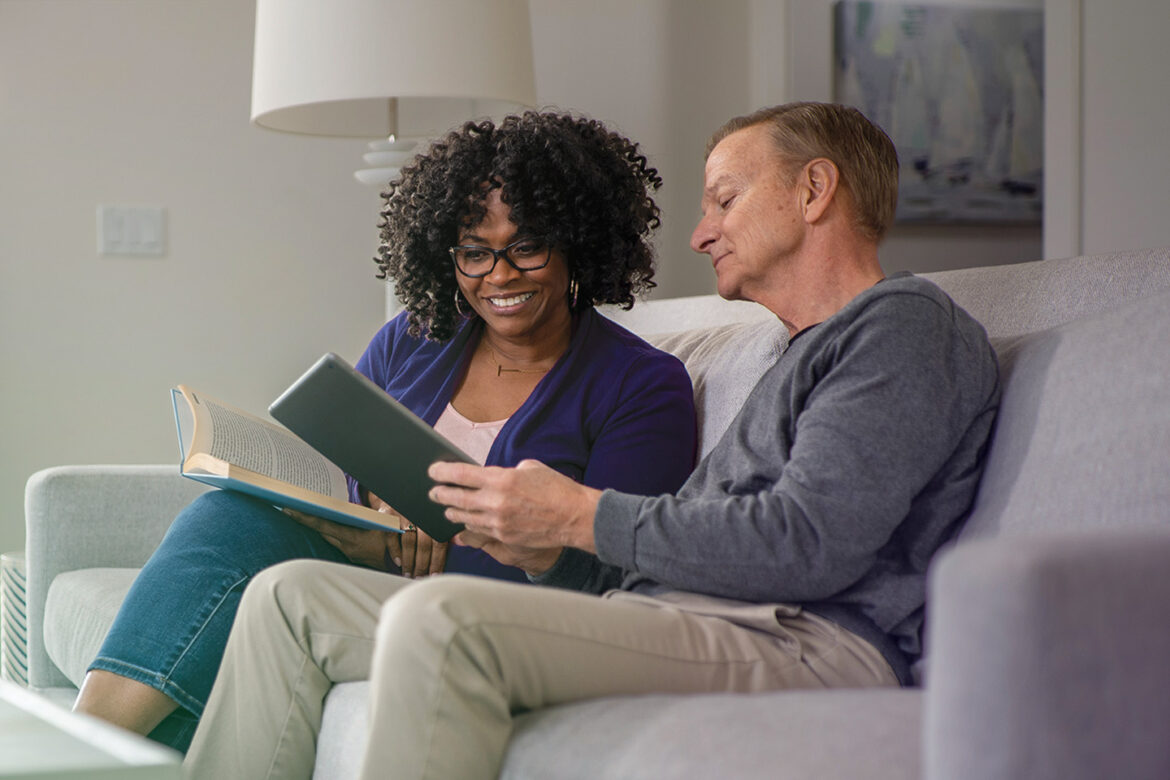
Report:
4,0,1166,553
529,0,754,301
1078,0,1170,254
0,1,386,552
0,0,762,551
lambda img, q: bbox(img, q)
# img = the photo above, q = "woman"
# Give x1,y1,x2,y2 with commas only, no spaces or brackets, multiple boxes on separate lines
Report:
73,111,698,751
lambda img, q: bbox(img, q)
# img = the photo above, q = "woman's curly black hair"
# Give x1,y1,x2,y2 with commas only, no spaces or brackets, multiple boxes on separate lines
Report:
374,110,663,341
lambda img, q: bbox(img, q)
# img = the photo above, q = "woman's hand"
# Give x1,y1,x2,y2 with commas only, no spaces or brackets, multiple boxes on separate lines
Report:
368,493,449,579
286,494,448,578
285,510,394,570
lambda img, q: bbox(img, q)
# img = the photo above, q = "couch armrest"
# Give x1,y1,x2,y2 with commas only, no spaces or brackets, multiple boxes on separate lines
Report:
923,529,1170,780
24,465,209,689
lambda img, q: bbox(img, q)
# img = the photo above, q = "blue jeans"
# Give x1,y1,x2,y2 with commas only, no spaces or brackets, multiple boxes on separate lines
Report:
90,490,529,751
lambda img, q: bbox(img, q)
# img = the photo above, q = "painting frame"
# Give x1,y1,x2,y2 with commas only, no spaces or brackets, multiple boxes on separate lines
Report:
833,1,1044,224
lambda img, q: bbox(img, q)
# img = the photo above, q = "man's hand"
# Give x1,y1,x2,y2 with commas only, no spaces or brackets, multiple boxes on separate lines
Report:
426,459,602,573
454,528,565,576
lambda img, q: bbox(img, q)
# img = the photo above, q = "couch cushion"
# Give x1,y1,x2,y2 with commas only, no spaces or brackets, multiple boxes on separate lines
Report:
313,684,920,780
314,681,370,780
43,568,137,688
960,287,1170,542
502,688,922,780
600,295,776,337
648,320,788,458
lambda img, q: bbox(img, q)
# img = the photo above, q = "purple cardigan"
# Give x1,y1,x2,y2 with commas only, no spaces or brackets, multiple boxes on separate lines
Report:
347,307,697,587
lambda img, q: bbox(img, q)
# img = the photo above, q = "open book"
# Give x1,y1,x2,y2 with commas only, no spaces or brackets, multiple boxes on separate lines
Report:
172,385,400,532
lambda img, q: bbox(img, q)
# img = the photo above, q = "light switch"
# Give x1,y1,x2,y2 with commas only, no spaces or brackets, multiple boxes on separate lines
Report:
98,206,166,256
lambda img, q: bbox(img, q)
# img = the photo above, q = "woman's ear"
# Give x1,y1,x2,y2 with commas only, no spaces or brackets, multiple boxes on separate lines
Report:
799,158,840,224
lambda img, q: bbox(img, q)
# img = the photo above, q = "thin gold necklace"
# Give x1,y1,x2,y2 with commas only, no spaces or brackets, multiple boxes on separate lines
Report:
484,342,552,376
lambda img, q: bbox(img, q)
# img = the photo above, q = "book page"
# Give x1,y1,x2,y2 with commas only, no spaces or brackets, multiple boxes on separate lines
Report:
173,386,399,531
179,387,350,500
202,398,340,495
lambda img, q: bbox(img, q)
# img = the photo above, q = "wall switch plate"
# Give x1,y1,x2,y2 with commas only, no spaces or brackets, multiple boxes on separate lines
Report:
97,206,166,256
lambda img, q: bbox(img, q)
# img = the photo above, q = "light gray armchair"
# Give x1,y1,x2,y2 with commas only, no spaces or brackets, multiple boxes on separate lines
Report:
25,465,208,691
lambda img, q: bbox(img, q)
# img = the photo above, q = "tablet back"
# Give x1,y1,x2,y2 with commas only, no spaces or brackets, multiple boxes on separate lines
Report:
269,353,472,542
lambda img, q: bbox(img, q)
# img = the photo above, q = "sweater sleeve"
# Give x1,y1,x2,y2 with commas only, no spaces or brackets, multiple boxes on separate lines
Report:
593,292,998,604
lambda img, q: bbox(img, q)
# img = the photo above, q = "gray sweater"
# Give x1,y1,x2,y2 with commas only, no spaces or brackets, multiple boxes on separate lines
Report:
593,273,1001,684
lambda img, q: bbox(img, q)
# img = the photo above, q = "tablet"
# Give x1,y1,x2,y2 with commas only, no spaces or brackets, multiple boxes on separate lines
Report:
269,352,474,542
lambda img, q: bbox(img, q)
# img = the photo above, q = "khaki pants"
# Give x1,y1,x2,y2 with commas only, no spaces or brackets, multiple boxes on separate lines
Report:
185,560,897,780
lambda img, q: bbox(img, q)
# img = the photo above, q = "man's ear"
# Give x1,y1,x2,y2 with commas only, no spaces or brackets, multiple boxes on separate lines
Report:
798,158,839,224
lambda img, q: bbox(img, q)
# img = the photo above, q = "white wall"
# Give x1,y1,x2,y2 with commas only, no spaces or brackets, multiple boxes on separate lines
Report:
4,0,1167,553
0,1,387,553
1078,0,1170,254
1,0,765,552
529,0,754,300
1042,0,1170,257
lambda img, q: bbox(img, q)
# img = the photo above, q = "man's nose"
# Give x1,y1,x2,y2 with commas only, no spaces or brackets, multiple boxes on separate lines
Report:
690,216,717,254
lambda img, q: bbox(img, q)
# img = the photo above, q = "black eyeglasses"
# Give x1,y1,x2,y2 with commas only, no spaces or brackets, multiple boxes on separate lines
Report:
449,237,552,278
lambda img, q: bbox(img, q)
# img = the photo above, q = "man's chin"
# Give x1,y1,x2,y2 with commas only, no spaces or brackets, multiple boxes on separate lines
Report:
715,280,745,303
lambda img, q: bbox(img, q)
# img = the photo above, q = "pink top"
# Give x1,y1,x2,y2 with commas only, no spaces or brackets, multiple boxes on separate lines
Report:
433,403,507,466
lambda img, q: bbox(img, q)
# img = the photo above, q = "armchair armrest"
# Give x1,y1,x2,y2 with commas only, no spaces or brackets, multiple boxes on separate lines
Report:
922,528,1170,780
24,465,209,689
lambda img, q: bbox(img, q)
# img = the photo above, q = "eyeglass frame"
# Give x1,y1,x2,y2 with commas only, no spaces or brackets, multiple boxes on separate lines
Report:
448,236,553,278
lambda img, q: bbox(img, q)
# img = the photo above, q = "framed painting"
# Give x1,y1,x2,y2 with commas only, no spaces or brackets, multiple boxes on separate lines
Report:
834,1,1043,223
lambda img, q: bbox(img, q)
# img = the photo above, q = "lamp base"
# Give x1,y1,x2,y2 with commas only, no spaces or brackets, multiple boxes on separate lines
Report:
355,136,422,186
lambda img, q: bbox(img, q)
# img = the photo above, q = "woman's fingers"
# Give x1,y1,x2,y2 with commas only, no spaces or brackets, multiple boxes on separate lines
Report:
429,540,449,576
400,524,417,576
393,526,449,579
410,532,432,578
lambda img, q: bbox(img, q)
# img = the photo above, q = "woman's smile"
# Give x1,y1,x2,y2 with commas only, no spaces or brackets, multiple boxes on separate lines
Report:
484,290,537,311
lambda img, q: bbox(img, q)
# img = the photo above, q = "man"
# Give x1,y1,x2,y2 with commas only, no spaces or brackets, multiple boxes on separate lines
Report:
184,103,1000,780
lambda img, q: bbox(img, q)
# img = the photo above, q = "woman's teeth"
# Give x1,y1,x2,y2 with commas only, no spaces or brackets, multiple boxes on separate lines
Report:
489,292,535,308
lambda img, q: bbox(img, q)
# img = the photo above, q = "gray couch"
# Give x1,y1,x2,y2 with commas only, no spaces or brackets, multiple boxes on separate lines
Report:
24,247,1170,778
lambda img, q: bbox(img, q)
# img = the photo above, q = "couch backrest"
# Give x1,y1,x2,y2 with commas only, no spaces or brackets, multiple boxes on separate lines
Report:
609,248,1170,524
600,293,775,337
921,248,1170,542
956,285,1170,542
923,247,1170,341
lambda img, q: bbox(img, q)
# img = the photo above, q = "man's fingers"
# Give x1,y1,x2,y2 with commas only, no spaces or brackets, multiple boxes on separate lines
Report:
427,461,499,489
454,529,492,548
428,483,486,514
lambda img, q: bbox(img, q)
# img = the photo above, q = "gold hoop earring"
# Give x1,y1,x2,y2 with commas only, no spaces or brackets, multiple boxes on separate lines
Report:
568,278,579,308
455,291,471,318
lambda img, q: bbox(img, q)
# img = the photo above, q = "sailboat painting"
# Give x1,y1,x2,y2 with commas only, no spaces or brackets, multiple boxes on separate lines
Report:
834,1,1043,223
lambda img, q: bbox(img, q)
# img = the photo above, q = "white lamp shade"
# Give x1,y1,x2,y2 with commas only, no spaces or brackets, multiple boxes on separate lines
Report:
251,0,537,138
